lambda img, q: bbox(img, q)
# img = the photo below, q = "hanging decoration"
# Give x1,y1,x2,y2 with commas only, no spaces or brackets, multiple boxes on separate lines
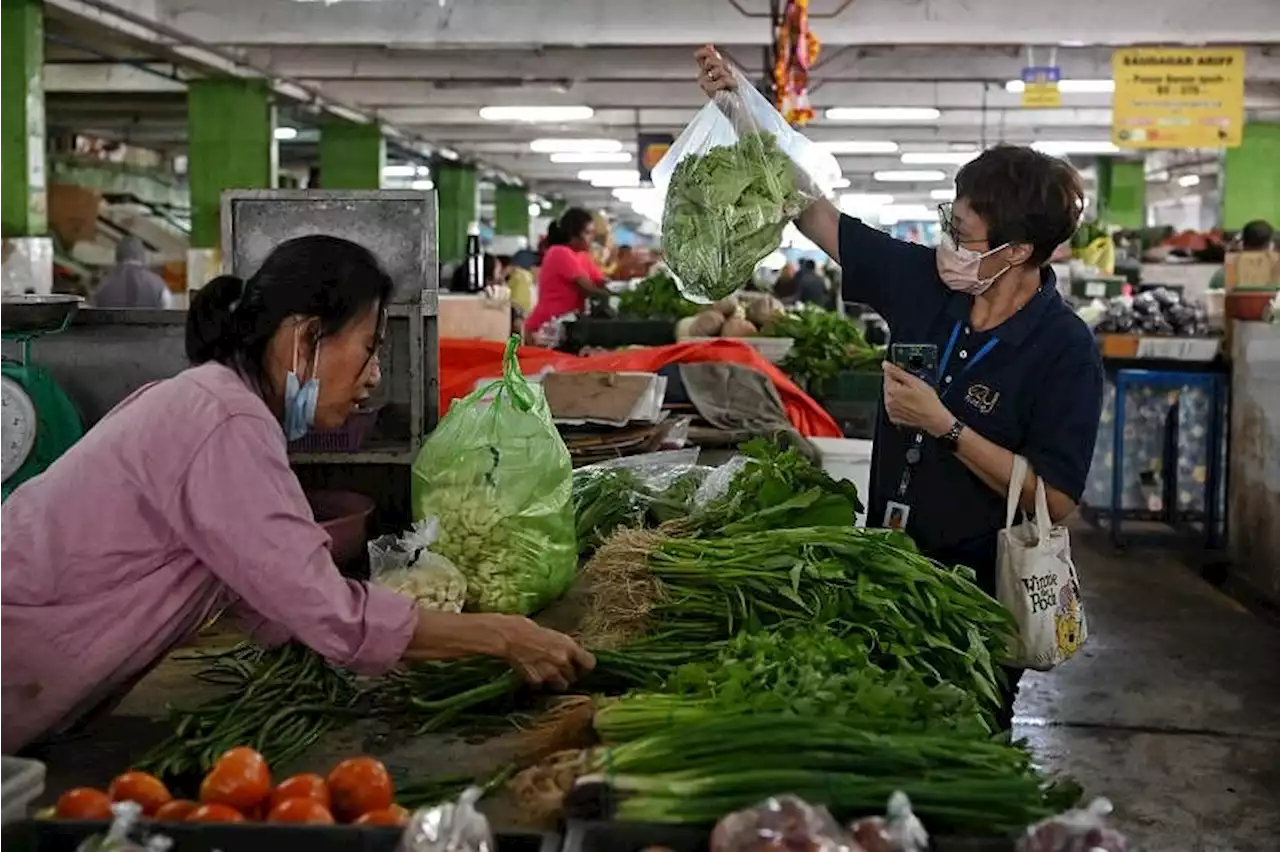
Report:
773,0,821,127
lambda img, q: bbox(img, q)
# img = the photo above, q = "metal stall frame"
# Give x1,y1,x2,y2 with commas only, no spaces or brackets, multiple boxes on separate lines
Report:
220,190,439,466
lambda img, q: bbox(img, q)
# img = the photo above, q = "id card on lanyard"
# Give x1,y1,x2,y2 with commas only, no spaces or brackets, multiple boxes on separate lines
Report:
883,320,998,530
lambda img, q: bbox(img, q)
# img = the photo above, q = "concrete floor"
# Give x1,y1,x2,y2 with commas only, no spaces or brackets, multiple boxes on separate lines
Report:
1013,523,1280,851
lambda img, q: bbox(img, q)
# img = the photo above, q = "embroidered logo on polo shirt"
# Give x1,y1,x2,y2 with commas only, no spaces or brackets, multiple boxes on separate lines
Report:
965,383,1000,414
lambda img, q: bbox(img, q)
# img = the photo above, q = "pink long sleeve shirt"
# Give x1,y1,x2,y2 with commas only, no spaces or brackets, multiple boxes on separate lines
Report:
1,363,418,751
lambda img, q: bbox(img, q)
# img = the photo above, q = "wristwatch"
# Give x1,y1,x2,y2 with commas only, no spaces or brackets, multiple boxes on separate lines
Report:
937,419,965,452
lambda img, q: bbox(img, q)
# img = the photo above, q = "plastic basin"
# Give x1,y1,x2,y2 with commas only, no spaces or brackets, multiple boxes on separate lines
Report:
306,490,375,565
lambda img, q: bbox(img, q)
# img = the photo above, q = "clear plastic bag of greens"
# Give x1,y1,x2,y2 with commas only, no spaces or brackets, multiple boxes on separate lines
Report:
411,337,576,614
572,450,706,552
653,61,841,304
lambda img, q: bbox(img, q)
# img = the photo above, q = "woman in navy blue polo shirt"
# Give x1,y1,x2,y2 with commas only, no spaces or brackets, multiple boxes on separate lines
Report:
696,47,1104,727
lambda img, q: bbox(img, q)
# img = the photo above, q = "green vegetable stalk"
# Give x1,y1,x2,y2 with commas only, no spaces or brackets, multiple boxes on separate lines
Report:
662,132,809,302
583,714,1059,834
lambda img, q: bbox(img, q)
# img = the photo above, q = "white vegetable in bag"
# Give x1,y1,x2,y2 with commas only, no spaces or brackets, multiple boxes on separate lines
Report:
369,519,468,613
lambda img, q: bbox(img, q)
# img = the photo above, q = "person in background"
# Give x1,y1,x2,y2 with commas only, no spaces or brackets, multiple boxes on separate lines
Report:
447,253,505,294
792,258,833,308
2,235,593,751
1208,219,1274,291
501,253,536,317
93,236,173,309
524,207,610,342
697,46,1104,729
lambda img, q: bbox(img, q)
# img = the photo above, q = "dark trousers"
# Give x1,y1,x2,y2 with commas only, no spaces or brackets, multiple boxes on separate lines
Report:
996,665,1024,731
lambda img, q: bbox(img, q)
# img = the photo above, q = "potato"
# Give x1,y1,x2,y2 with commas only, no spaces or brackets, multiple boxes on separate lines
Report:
721,317,758,338
689,310,727,337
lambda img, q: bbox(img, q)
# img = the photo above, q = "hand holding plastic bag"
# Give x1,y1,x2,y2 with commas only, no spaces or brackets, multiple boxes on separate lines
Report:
653,49,840,303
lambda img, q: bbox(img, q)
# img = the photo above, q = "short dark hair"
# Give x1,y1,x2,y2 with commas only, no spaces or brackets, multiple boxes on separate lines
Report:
187,235,392,386
955,145,1084,266
545,207,593,247
800,258,817,271
1241,219,1274,250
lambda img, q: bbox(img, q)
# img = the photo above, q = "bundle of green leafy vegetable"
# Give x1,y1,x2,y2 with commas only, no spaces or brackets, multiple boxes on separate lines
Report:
584,525,1013,711
578,713,1066,834
688,437,863,533
615,268,701,321
662,132,808,302
766,307,886,392
594,628,993,745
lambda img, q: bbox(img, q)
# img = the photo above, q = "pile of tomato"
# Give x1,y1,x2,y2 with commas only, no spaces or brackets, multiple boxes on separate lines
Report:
54,747,410,827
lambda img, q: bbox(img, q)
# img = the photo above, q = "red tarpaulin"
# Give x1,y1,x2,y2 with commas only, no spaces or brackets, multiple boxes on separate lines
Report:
439,338,842,439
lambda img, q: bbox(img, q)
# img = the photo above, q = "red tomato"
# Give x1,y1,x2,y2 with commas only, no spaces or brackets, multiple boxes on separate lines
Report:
326,757,393,823
266,797,335,825
55,788,113,820
153,800,199,822
270,773,330,810
199,747,271,810
353,804,410,827
186,803,245,823
107,771,172,816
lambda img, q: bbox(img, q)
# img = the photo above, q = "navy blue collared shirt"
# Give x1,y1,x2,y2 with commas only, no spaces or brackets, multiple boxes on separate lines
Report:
839,216,1103,590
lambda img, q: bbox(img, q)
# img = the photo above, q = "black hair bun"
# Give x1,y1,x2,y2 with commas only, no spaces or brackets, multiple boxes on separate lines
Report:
186,274,245,364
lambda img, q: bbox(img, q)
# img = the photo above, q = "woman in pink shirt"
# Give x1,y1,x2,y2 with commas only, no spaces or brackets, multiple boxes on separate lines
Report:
1,235,593,752
524,208,611,341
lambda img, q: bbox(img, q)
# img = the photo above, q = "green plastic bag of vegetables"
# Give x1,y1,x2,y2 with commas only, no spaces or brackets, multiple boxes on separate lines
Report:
654,61,840,303
411,336,576,614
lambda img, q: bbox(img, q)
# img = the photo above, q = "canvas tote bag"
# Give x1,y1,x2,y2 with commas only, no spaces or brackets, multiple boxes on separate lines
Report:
996,455,1088,671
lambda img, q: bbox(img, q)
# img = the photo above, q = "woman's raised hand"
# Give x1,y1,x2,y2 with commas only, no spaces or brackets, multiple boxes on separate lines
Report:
695,45,736,98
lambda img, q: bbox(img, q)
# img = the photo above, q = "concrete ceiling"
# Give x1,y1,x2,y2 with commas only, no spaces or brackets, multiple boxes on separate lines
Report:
41,0,1280,216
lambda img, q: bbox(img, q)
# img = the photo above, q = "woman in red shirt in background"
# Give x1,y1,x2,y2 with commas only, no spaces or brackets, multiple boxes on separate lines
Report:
525,207,610,343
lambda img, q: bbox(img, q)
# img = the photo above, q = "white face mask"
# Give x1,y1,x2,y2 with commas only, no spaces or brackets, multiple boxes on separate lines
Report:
935,233,1012,296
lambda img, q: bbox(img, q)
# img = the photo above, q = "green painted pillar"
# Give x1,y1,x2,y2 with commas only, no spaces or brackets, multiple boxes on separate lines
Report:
1093,157,1113,221
1,0,46,237
187,78,275,248
494,185,530,237
435,160,477,263
1223,122,1280,230
319,119,384,189
1095,159,1144,229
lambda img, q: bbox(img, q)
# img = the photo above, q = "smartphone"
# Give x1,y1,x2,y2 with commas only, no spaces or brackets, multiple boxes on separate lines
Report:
889,343,938,382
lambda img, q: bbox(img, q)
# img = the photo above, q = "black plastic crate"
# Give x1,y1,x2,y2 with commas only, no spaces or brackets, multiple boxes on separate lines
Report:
820,398,880,440
5,820,559,852
562,319,675,353
563,819,1013,852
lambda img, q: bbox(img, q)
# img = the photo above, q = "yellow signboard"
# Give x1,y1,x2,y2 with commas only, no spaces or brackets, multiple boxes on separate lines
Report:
1112,47,1245,149
1021,67,1062,108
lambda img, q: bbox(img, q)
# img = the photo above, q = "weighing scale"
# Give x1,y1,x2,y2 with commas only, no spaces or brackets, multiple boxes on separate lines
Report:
2,294,85,501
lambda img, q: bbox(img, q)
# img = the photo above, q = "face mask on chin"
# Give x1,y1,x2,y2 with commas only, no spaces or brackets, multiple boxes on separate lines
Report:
283,326,320,441
935,233,1013,296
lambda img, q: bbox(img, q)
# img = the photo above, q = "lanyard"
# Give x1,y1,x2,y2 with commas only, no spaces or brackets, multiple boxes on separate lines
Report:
895,321,999,499
937,321,999,396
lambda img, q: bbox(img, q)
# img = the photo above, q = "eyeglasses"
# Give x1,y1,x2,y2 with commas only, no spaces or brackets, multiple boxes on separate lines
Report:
937,202,994,248
937,202,956,242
